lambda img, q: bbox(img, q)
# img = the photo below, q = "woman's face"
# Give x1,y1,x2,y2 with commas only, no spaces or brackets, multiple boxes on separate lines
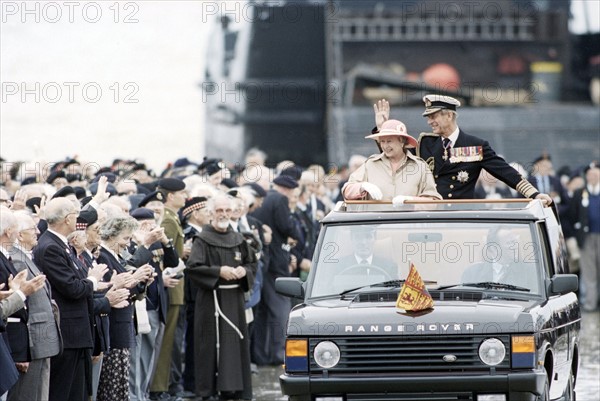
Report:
112,230,133,254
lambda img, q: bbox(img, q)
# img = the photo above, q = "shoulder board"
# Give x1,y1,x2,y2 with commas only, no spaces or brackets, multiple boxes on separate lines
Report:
418,132,438,141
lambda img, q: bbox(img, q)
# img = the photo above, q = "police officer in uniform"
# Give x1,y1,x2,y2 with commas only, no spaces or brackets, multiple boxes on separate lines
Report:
373,95,552,202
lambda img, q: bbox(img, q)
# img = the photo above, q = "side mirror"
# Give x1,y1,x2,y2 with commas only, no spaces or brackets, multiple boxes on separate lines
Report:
549,274,578,295
275,277,305,299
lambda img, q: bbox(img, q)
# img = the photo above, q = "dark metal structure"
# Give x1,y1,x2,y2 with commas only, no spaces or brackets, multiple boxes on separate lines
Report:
203,0,599,169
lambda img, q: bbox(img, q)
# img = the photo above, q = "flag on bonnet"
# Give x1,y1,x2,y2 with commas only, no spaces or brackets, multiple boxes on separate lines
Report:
396,262,434,312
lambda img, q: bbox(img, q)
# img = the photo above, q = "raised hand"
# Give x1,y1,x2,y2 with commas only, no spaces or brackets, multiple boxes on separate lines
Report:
92,176,111,204
10,189,27,211
374,99,390,130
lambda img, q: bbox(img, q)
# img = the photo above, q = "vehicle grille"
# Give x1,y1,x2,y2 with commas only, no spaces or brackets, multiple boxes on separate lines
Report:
346,393,473,401
310,335,510,373
356,291,483,303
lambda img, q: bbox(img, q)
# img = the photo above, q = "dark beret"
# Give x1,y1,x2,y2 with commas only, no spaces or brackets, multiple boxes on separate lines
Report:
52,186,76,199
244,182,267,198
76,209,98,231
46,170,66,184
273,175,298,189
138,190,164,207
130,207,155,221
220,178,237,189
138,181,158,193
25,197,42,213
73,186,87,199
21,176,38,186
280,166,303,180
533,154,551,164
182,196,208,217
158,178,186,192
174,157,197,168
89,182,117,196
96,167,113,175
198,158,225,176
66,173,82,183
80,196,93,207
135,184,151,195
92,172,117,184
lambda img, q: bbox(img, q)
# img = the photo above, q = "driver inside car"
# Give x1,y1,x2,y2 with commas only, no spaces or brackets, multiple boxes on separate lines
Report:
335,226,398,280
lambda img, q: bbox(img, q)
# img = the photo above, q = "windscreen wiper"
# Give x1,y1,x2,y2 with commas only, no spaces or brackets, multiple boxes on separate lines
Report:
338,279,406,297
437,282,530,292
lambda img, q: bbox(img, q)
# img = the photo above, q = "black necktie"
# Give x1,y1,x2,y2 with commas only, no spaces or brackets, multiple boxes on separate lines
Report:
360,259,369,265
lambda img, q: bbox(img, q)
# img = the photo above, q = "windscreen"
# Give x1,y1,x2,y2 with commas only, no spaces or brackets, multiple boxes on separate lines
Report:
310,222,543,297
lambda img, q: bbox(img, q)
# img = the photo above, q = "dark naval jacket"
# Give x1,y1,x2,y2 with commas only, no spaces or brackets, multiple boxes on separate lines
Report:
417,130,539,199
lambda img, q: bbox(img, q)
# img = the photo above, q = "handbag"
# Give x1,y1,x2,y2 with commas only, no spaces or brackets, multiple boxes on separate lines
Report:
134,299,151,334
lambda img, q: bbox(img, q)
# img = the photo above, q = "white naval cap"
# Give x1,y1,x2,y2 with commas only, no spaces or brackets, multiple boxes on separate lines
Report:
422,94,461,116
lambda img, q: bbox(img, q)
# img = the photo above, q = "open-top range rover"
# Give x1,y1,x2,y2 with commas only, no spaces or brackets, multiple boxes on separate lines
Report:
276,200,580,401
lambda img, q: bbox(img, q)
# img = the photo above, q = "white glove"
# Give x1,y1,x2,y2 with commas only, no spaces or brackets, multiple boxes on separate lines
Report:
392,195,410,207
360,182,383,200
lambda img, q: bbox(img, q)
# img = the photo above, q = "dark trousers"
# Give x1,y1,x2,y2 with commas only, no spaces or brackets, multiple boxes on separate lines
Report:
251,272,291,366
182,302,196,393
169,305,186,394
49,348,91,401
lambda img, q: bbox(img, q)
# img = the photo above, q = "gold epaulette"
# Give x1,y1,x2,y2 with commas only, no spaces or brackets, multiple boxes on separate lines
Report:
416,132,438,158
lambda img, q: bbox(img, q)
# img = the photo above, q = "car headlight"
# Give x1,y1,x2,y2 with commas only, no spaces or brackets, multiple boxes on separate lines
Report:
313,341,340,368
478,338,506,366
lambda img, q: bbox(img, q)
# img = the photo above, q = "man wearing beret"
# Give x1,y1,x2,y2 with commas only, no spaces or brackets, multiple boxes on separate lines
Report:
150,178,187,399
373,95,553,203
138,190,165,224
251,174,300,366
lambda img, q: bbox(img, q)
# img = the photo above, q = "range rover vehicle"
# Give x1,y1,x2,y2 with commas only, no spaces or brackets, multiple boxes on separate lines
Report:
276,200,580,401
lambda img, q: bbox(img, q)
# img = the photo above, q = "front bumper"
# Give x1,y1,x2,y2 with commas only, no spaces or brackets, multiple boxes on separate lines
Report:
280,371,546,401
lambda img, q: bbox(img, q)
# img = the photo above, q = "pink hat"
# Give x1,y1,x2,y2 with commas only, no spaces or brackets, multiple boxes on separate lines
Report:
364,119,418,148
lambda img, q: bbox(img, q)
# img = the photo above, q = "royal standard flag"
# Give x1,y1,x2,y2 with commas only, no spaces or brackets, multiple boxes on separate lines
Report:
396,263,434,311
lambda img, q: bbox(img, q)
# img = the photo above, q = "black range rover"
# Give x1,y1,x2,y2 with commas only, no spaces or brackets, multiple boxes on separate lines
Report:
276,200,580,401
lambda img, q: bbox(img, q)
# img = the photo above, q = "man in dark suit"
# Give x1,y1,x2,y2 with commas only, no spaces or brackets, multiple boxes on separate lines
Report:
8,213,61,401
372,96,553,202
569,164,600,311
251,174,300,366
32,198,108,401
335,227,399,280
461,227,538,293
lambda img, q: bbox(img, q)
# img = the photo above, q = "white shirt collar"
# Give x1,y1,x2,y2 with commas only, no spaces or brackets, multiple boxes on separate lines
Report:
47,228,69,246
100,243,119,260
587,184,600,195
189,223,203,233
445,127,460,146
0,245,10,259
355,255,373,264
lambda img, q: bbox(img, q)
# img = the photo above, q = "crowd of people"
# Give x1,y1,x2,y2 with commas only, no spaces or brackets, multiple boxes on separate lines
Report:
0,94,598,401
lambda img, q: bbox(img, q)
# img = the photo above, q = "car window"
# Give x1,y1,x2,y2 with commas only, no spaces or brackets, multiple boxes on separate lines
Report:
310,222,542,297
